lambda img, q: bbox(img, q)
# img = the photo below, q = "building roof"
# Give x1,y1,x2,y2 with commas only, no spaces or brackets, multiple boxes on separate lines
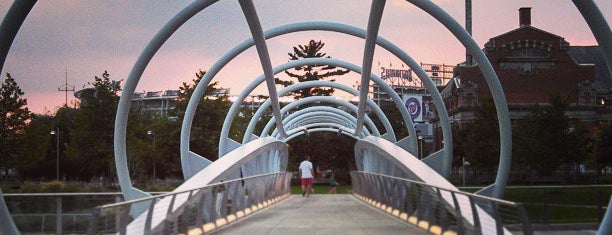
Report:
568,46,612,89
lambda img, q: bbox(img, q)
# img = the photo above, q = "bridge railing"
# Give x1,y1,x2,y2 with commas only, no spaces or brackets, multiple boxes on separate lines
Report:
86,172,291,235
351,171,532,235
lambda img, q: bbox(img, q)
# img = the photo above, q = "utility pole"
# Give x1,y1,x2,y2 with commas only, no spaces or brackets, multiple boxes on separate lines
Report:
465,0,473,65
58,67,75,107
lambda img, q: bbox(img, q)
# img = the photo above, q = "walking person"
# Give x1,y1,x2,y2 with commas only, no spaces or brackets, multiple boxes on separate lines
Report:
299,156,314,197
328,172,339,194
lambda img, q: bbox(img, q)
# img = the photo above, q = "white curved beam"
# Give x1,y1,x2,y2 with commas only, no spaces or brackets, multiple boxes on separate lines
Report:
215,22,423,159
285,127,361,142
356,0,386,136
0,1,38,233
114,0,220,215
278,117,371,137
572,0,612,78
261,106,380,137
282,115,358,132
282,123,364,138
275,110,379,136
238,0,286,138
242,82,395,143
405,0,511,198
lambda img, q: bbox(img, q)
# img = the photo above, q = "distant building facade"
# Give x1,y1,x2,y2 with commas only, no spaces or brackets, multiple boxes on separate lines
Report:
437,7,612,148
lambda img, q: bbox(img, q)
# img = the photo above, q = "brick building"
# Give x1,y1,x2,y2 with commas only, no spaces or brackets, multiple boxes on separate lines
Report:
436,7,611,148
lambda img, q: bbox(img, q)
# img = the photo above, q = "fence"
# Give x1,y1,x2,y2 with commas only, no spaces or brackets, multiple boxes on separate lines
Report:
87,172,292,234
351,171,532,235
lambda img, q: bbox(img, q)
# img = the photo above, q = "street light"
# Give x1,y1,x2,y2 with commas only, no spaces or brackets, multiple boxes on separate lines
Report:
50,128,60,181
462,156,471,187
417,135,423,160
147,130,156,180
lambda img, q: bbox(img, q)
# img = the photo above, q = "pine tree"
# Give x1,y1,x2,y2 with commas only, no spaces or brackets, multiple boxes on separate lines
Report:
275,40,350,99
0,73,32,178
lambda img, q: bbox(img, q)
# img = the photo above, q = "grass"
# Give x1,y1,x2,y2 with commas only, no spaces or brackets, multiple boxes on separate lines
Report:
290,185,352,194
502,186,612,224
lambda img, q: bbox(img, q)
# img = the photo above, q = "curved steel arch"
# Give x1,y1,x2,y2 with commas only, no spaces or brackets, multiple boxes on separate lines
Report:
217,55,418,158
273,109,379,136
283,123,364,139
278,117,370,137
279,114,365,135
261,106,380,137
402,0,512,198
242,81,395,141
285,127,361,142
246,95,386,142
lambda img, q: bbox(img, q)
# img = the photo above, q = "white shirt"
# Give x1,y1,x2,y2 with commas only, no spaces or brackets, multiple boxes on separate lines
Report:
299,160,313,179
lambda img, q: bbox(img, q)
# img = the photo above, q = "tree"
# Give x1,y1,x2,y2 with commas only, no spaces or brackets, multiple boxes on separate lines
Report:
461,98,500,180
18,114,53,179
275,40,350,99
171,70,233,161
65,71,121,180
513,94,587,178
593,122,612,176
0,73,32,179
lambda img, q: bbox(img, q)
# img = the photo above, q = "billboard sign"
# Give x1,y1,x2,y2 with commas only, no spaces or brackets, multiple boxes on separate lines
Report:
403,94,422,122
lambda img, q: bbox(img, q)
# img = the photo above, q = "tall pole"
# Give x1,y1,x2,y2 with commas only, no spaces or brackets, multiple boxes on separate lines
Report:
51,128,60,181
58,68,74,107
465,0,473,65
56,128,59,181
147,130,156,180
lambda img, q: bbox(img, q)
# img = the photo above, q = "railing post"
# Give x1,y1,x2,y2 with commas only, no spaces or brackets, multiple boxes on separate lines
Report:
451,192,465,235
115,195,121,233
119,203,131,235
144,198,157,234
56,196,62,235
517,203,533,235
469,197,482,235
86,206,101,235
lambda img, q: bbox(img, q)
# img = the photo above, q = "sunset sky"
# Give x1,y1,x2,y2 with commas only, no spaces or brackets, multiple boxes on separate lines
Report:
1,0,610,114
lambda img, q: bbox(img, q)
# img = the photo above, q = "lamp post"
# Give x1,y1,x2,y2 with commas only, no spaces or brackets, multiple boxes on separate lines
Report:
462,156,471,187
417,135,423,159
50,128,60,181
147,130,156,180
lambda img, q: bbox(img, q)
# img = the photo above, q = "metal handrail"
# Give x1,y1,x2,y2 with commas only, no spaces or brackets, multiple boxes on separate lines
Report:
97,172,283,209
87,172,292,234
351,171,532,235
356,171,520,206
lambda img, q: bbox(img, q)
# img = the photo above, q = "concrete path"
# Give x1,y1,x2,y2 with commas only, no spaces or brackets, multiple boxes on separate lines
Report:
215,194,427,235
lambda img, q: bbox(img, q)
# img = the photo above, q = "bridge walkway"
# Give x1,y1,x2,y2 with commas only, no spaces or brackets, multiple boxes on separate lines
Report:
214,194,427,234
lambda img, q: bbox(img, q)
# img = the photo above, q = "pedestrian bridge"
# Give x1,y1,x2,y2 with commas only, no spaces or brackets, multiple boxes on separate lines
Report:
1,0,611,235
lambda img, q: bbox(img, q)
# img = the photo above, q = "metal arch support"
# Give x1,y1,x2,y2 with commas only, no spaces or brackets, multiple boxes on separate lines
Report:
285,127,362,142
281,123,365,139
572,0,612,77
242,82,395,142
238,0,286,138
261,106,380,137
272,109,380,136
571,1,612,233
219,56,418,157
0,1,38,234
356,0,386,136
276,117,371,137
113,0,220,213
405,0,512,198
244,95,389,143
280,115,362,134
214,21,442,159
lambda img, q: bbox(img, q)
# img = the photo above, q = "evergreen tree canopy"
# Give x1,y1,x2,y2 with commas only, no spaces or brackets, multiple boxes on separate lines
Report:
0,73,32,176
275,40,350,99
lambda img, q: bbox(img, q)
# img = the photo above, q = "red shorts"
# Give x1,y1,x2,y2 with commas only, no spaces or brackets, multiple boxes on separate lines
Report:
301,178,313,187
